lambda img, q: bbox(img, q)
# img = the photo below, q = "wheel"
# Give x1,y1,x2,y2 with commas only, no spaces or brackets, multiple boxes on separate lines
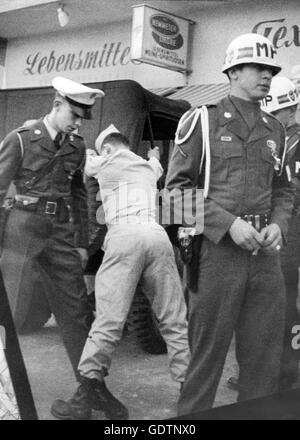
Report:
127,288,167,355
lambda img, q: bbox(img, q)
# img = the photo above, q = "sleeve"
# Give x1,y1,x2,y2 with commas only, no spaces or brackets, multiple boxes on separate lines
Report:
71,147,89,248
165,108,236,244
0,131,23,206
84,154,106,177
270,125,296,242
85,175,107,257
148,157,163,181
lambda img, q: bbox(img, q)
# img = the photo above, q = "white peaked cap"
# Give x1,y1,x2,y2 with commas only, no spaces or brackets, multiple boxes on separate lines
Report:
95,124,120,153
52,76,104,119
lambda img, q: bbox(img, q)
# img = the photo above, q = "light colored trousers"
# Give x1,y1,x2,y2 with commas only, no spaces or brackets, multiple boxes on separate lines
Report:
79,223,190,383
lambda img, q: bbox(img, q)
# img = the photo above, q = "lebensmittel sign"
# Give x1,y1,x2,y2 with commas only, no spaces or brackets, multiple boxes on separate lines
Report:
131,4,193,73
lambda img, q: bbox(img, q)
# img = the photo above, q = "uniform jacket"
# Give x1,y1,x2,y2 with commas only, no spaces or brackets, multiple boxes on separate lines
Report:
166,96,295,244
0,119,88,248
286,122,300,208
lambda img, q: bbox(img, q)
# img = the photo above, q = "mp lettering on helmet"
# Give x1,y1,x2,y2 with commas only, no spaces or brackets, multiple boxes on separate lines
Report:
261,76,299,113
261,95,273,107
222,33,281,75
256,42,277,59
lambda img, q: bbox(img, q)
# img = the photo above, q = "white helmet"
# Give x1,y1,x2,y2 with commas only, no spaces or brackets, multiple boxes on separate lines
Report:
261,76,299,113
222,33,281,75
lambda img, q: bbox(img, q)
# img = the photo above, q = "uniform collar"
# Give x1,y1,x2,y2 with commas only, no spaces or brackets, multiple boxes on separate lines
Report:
218,96,273,142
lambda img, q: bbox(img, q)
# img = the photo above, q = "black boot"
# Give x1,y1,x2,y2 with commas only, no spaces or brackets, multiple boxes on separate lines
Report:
51,384,91,420
87,378,129,420
51,377,128,420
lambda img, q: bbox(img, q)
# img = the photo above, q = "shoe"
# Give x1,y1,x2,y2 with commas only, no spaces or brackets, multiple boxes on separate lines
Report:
51,378,128,421
88,378,129,420
227,376,240,391
51,384,91,420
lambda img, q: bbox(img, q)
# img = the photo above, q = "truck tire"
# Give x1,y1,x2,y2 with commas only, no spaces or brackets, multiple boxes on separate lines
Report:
127,288,167,355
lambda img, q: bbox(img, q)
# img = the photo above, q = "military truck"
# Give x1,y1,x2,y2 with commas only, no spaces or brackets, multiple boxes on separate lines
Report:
0,79,190,354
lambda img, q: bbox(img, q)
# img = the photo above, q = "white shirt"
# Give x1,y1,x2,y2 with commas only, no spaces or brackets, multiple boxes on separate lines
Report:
85,149,163,226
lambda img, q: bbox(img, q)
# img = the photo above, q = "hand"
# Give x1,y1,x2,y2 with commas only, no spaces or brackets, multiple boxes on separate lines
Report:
86,148,97,156
229,218,263,252
148,146,160,161
259,223,282,255
76,247,88,269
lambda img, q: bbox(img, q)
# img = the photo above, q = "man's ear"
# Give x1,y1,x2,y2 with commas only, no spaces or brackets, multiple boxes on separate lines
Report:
101,143,112,156
53,99,61,111
228,67,238,81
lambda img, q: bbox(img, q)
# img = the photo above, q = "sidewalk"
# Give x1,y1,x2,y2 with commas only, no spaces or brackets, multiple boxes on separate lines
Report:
18,319,238,420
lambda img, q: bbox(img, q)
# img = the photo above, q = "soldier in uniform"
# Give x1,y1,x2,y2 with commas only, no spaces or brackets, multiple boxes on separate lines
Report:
228,77,300,393
165,34,295,415
0,76,103,409
261,77,300,390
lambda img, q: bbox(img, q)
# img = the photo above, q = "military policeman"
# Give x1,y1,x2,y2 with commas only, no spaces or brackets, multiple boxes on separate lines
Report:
0,77,103,389
261,76,300,390
166,33,295,415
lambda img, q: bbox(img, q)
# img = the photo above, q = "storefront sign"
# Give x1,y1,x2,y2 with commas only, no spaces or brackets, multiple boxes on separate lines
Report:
131,4,194,72
24,42,133,76
252,18,300,49
4,21,184,89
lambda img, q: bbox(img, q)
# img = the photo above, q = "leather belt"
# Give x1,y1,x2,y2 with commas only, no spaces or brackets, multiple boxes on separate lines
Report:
238,213,270,231
14,195,71,222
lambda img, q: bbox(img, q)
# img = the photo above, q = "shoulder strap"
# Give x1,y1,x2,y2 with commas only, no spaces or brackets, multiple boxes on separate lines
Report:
16,132,25,158
198,106,210,199
198,106,218,199
175,105,215,199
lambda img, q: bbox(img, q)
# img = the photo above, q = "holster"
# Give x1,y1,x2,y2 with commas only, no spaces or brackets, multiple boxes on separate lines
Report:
185,234,203,293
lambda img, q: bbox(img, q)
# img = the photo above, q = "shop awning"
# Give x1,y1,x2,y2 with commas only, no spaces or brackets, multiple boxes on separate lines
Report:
153,83,230,107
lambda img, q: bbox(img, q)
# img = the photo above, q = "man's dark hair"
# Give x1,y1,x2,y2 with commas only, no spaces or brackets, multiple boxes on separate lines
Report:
102,132,130,148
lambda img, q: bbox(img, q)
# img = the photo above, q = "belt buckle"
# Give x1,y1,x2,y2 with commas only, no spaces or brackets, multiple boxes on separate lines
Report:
45,201,57,215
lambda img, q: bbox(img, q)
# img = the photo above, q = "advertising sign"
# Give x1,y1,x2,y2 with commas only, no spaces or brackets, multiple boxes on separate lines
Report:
131,4,194,72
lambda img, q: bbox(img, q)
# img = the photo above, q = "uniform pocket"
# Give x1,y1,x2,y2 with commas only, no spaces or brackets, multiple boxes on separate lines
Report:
211,142,243,184
260,147,275,189
53,161,76,190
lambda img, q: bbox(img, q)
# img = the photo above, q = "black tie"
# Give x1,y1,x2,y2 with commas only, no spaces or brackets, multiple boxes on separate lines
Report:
54,132,63,150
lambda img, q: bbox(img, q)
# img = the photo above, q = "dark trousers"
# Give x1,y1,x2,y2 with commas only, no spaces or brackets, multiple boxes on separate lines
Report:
0,208,92,381
178,236,286,416
280,214,300,388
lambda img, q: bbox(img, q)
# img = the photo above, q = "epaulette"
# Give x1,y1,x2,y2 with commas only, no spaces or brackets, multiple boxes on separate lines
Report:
175,104,215,145
17,125,30,133
261,109,283,126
